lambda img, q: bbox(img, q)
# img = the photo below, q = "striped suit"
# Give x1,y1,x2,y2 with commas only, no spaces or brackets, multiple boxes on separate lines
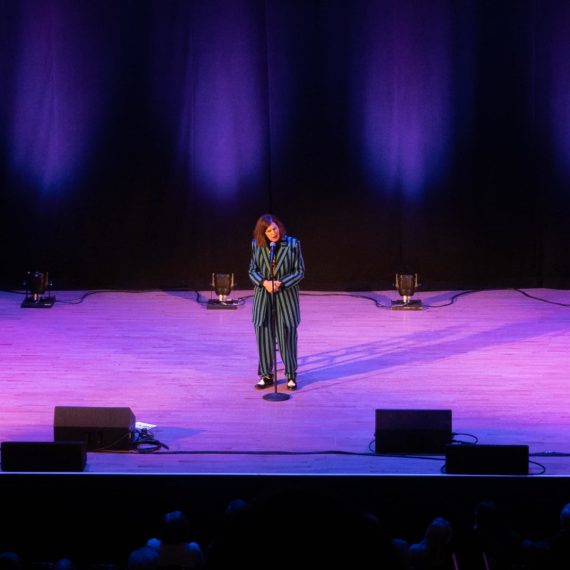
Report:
248,235,305,379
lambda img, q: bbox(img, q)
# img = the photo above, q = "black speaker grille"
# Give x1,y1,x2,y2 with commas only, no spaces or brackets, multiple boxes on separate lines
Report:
1,441,86,472
54,406,135,451
445,444,529,475
375,409,452,454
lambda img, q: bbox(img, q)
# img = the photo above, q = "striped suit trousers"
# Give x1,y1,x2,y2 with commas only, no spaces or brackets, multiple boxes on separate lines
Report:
255,319,298,380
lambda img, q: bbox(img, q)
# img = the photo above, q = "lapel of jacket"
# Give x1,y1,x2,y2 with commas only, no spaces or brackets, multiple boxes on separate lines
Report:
260,245,271,275
274,237,289,275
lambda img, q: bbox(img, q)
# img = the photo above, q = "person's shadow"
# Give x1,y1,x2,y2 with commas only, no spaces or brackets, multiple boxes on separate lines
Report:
296,311,567,390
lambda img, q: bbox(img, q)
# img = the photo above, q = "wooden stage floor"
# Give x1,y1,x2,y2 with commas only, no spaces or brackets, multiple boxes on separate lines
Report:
1,288,570,477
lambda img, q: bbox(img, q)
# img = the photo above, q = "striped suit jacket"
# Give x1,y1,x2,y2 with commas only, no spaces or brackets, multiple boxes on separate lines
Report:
248,235,305,327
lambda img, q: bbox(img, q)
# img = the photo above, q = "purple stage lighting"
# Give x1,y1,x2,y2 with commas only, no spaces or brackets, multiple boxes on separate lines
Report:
150,0,269,199
351,1,454,199
542,3,570,181
8,1,113,194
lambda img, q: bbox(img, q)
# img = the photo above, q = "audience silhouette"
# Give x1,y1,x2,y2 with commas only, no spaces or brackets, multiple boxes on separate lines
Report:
126,546,160,570
2,496,570,570
0,552,22,570
409,517,458,570
206,486,379,569
146,510,204,569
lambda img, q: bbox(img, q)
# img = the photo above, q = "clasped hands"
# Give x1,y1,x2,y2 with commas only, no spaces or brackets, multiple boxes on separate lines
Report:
262,279,282,293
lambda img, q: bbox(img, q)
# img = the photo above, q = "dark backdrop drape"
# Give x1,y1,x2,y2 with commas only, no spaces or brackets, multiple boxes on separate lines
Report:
1,0,569,291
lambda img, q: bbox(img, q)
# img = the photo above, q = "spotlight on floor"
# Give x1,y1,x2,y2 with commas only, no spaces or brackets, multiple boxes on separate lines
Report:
21,271,56,308
207,273,239,310
391,273,423,310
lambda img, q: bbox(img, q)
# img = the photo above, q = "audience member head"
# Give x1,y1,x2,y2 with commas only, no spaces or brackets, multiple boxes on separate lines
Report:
424,517,453,549
224,498,249,517
127,546,160,570
0,552,22,570
54,558,76,570
160,510,191,545
474,499,499,532
560,502,570,530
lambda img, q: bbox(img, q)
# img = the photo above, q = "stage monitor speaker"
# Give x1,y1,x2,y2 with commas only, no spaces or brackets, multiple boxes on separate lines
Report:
375,409,452,454
445,444,529,475
54,406,136,451
1,441,86,472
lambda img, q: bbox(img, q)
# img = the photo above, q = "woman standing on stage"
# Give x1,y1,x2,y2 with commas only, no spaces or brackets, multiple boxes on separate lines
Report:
248,214,305,391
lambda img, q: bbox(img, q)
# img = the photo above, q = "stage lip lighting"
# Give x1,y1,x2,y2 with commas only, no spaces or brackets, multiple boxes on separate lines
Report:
207,273,239,310
21,271,56,308
391,272,423,310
